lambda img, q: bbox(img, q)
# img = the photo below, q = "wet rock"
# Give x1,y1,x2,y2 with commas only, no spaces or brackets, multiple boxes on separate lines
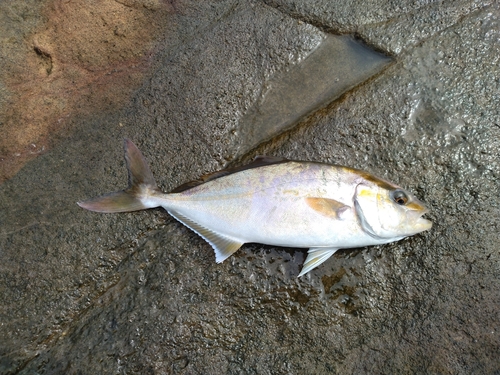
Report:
263,0,493,54
236,34,391,154
1,0,499,374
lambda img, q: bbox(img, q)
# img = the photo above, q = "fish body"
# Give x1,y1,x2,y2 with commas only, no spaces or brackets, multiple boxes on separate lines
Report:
78,140,432,276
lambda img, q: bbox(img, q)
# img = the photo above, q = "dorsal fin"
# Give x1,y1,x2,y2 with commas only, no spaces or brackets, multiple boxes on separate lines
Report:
251,155,288,164
170,155,289,193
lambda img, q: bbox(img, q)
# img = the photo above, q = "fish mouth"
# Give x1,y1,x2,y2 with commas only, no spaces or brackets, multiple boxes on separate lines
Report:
415,209,432,231
417,216,433,231
408,207,432,232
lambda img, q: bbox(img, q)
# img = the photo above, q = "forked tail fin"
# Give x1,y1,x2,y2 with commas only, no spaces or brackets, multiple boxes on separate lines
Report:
77,139,162,213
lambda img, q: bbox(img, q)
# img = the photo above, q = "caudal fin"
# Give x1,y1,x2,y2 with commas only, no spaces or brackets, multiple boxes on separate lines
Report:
77,139,161,213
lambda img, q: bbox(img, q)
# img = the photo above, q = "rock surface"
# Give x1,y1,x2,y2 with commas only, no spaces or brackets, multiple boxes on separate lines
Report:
0,0,499,374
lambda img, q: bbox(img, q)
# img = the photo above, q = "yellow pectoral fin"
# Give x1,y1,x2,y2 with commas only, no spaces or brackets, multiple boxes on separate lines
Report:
305,197,350,219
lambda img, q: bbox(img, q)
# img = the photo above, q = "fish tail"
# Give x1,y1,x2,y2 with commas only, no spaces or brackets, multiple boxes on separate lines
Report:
77,139,162,213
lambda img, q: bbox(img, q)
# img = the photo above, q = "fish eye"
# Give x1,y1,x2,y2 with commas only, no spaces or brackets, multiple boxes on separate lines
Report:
392,190,408,205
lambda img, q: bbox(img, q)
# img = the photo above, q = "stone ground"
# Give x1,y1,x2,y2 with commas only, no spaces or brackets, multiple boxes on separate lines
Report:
0,0,499,374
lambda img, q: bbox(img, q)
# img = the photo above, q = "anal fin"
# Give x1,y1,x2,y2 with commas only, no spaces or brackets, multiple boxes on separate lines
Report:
298,247,339,277
168,210,243,263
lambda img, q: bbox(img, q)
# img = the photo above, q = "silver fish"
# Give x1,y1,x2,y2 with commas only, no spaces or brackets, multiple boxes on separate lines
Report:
78,140,432,276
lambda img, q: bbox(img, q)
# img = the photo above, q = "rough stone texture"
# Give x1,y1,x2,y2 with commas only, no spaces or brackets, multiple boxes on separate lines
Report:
263,0,493,54
0,0,178,182
1,0,499,374
236,34,391,154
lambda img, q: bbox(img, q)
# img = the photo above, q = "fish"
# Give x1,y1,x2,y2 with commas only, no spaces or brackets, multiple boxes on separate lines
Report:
78,139,432,276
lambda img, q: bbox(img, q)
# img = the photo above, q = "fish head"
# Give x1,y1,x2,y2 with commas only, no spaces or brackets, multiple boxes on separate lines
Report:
354,180,432,240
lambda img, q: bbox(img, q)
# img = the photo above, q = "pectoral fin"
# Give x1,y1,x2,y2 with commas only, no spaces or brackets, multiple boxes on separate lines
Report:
168,210,243,263
298,247,339,277
305,198,350,219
